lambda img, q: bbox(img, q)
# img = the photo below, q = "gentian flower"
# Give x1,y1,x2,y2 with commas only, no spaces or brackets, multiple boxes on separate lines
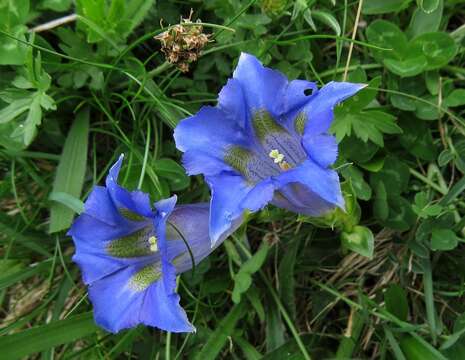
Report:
68,155,234,333
174,53,365,245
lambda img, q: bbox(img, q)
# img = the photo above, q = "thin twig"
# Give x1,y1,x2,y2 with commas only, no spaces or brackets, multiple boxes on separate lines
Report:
29,14,78,33
343,0,364,81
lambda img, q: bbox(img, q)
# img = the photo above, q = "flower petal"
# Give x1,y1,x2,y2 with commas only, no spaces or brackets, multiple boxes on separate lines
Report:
273,159,344,215
167,203,210,273
106,154,153,218
218,78,247,129
70,214,156,283
294,82,366,135
206,173,274,245
283,79,319,115
302,133,338,168
233,53,288,117
82,186,121,226
89,262,193,333
174,106,247,176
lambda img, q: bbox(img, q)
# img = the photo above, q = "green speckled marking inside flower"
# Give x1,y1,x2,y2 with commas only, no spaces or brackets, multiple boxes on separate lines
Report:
252,109,285,140
107,227,154,258
130,264,162,291
294,112,307,134
119,208,146,222
224,146,252,175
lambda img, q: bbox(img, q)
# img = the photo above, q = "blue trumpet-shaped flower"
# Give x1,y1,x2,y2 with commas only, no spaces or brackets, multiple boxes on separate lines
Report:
175,53,365,245
68,155,232,333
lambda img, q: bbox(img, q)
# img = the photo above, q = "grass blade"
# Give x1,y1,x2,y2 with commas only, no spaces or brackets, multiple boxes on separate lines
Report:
49,108,89,233
193,302,246,360
0,312,98,359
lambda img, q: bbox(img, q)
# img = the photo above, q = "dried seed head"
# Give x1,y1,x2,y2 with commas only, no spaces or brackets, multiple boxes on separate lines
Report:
155,13,211,72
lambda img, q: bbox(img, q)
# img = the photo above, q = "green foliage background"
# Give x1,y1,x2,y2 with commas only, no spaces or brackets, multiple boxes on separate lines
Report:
1,0,465,358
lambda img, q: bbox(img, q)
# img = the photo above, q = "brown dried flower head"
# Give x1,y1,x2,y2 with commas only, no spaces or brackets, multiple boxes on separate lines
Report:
155,13,211,72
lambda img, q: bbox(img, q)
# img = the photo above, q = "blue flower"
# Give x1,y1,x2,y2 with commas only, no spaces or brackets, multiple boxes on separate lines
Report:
68,155,232,333
174,53,365,245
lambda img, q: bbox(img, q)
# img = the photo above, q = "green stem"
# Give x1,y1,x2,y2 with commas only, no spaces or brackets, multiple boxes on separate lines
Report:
232,238,312,360
166,331,172,360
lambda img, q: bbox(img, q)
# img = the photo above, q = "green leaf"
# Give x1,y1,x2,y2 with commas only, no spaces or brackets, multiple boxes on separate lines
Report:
333,108,402,147
193,302,246,360
417,0,440,13
124,0,155,37
22,93,42,145
0,312,99,360
362,0,412,14
399,118,437,161
413,192,443,218
0,0,29,65
76,0,156,43
343,76,380,111
383,56,427,77
341,166,372,201
234,336,262,360
49,191,85,214
0,26,28,65
438,149,454,166
440,176,465,206
444,89,465,107
341,225,374,258
0,96,32,124
262,335,312,359
0,260,51,291
430,228,458,251
312,10,341,35
408,0,443,37
366,20,409,61
373,181,389,221
265,296,286,352
412,32,457,69
278,239,300,320
49,108,89,233
400,334,448,360
232,243,269,303
153,158,190,191
385,284,409,321
40,0,72,11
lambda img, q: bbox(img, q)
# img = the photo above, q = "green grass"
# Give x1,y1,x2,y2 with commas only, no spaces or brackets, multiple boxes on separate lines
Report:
1,0,465,359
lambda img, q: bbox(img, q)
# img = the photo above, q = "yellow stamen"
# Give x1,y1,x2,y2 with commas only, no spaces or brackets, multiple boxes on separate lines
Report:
279,161,291,171
269,149,284,163
269,149,290,171
148,236,158,252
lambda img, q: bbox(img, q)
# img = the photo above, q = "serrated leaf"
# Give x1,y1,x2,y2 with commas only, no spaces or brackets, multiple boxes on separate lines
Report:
333,108,402,146
0,96,32,124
